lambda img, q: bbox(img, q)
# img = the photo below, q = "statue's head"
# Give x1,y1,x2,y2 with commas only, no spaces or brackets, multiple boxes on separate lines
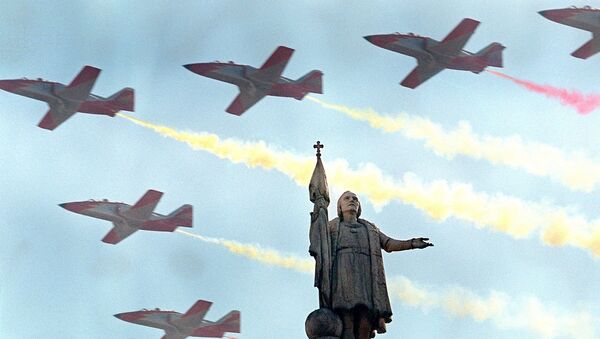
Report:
337,191,361,221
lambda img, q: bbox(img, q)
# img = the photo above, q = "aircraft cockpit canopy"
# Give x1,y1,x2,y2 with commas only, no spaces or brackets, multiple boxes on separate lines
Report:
571,5,597,10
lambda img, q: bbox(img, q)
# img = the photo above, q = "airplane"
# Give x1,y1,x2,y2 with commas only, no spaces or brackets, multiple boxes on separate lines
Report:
183,46,323,115
539,6,600,59
59,189,192,244
364,18,505,89
114,299,241,339
0,65,134,130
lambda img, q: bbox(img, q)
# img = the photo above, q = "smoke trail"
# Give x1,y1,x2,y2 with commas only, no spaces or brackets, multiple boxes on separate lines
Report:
176,229,313,273
177,229,597,338
306,96,600,193
487,70,600,115
390,277,596,339
119,113,600,257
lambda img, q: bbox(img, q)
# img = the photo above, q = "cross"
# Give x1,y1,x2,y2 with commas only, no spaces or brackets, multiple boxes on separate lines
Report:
313,141,324,157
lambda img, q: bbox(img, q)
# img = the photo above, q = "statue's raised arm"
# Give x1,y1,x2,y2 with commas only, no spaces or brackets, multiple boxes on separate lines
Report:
308,141,332,308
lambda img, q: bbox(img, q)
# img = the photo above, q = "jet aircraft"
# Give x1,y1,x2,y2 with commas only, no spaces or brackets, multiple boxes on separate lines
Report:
539,6,600,59
183,46,323,115
364,18,505,88
60,189,192,244
0,65,134,130
114,299,240,339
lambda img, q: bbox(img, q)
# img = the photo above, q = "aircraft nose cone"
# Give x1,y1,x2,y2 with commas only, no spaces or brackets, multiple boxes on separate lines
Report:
364,34,397,47
183,63,218,75
114,312,144,323
0,80,20,92
59,202,75,212
539,9,575,22
59,202,92,213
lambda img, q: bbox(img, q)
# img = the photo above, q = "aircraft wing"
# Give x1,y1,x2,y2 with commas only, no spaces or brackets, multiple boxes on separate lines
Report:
123,190,163,220
400,61,445,89
253,46,294,83
571,33,600,59
161,333,187,339
173,300,213,329
225,86,268,115
37,103,79,130
60,66,101,102
429,18,480,55
102,221,138,244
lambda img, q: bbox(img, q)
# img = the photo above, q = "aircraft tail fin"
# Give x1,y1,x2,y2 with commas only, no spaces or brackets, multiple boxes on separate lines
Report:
295,70,323,99
571,34,600,59
215,311,241,333
476,42,505,67
167,204,193,228
108,87,135,112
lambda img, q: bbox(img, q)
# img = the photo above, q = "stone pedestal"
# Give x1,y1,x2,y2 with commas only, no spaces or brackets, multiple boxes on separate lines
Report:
305,308,343,339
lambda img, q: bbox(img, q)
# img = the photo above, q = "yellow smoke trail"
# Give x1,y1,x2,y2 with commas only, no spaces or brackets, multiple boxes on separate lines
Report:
176,229,313,274
389,277,596,339
306,96,600,193
118,113,600,257
177,229,597,338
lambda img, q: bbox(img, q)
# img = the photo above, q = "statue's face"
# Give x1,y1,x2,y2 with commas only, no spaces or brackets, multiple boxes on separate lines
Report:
339,191,360,214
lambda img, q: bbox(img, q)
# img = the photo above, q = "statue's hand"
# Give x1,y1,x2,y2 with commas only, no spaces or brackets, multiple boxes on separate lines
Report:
411,237,433,249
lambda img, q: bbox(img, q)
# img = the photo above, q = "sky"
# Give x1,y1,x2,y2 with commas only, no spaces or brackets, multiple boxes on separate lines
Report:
1,1,600,338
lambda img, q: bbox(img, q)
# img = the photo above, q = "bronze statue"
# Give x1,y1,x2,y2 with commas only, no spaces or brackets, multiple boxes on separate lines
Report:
308,141,433,339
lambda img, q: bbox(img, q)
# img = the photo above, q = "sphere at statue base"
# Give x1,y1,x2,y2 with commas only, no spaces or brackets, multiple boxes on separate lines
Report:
305,308,343,339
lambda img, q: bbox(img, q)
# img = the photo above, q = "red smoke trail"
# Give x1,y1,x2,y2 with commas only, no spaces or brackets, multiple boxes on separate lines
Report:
487,70,600,115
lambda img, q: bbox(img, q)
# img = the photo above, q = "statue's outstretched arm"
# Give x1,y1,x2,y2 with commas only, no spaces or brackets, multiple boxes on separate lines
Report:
382,232,434,252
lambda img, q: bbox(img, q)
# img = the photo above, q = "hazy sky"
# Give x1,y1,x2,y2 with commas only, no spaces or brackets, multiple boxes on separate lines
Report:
1,1,600,338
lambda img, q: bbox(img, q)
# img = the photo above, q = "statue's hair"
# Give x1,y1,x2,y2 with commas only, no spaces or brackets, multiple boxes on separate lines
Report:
337,191,362,221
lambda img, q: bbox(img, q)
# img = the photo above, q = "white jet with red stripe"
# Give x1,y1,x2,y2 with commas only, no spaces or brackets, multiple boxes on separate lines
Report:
114,299,241,339
60,189,192,244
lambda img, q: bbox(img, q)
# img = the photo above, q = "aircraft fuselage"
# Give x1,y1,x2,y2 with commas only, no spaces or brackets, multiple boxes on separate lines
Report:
540,7,600,32
60,200,168,228
0,79,120,115
115,310,225,338
184,62,304,98
367,34,487,73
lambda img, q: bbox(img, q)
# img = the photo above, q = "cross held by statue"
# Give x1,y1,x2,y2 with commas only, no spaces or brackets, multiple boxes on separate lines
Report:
313,141,324,157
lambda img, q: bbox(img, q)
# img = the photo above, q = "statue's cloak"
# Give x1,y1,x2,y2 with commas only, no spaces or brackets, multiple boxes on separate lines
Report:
329,217,393,323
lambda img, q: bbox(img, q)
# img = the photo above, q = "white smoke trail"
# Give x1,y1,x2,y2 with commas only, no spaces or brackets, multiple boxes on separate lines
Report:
177,229,597,338
306,96,600,193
